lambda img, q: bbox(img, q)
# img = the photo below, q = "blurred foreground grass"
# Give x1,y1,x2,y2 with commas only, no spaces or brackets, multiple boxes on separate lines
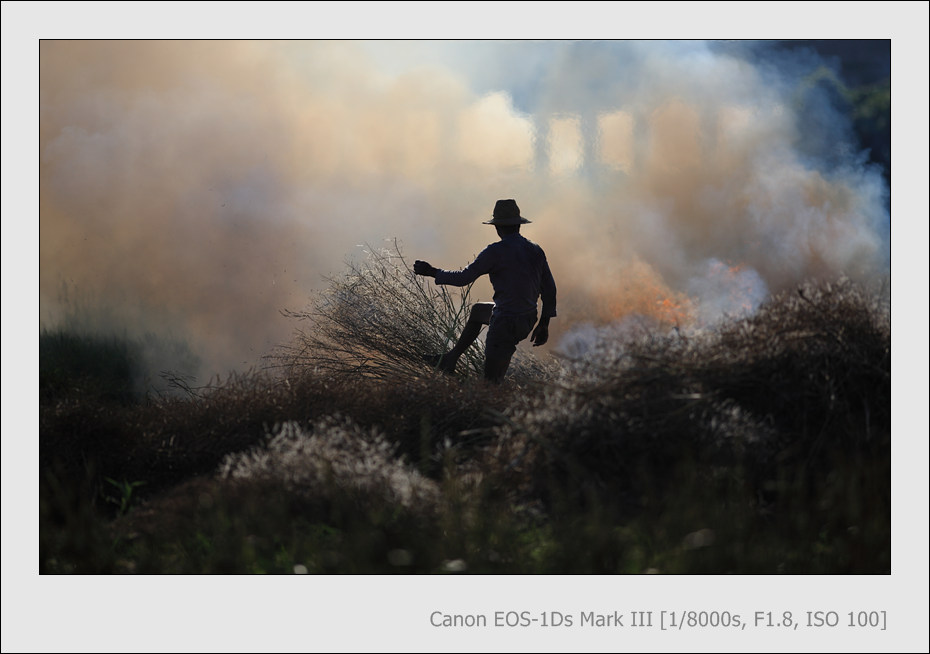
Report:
39,270,890,574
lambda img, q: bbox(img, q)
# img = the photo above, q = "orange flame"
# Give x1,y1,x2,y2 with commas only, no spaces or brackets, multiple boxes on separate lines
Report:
599,259,695,329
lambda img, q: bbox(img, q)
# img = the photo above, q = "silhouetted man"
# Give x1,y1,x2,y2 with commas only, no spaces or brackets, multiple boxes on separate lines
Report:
414,199,557,383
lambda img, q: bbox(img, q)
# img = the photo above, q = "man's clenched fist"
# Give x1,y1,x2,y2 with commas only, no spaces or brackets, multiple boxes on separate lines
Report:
414,260,438,277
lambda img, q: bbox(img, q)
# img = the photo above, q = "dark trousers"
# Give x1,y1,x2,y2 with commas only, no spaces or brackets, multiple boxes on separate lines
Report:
442,302,535,382
484,310,536,382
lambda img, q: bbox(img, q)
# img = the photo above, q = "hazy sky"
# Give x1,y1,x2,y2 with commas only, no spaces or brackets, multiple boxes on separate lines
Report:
34,37,896,381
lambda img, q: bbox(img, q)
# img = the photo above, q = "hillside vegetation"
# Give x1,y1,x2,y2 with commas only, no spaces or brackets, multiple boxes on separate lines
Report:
40,250,890,574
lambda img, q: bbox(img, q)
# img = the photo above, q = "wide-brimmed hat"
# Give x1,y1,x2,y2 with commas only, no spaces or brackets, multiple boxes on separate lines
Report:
483,199,531,225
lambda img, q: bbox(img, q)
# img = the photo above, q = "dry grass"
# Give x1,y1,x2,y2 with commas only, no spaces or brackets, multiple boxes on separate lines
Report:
481,277,890,566
39,274,890,574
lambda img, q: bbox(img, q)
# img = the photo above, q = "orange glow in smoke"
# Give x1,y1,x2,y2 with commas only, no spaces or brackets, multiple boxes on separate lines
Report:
708,259,759,315
601,259,696,328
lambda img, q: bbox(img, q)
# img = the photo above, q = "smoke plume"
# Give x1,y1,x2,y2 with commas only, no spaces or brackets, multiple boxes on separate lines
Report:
39,40,890,382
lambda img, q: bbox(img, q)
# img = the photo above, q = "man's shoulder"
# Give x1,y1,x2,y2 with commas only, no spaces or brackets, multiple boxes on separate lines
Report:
482,240,506,255
519,235,547,257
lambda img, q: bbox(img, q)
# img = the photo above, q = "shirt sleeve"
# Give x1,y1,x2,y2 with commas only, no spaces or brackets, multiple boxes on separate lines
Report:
434,246,495,287
540,258,557,319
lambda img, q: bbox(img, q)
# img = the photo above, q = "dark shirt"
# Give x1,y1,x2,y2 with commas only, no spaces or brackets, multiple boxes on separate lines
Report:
434,233,557,319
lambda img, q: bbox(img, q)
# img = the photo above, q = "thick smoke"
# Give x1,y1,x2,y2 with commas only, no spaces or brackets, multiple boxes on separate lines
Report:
39,40,890,381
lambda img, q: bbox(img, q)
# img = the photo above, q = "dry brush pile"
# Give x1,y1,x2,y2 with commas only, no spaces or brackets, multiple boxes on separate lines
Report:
480,277,890,562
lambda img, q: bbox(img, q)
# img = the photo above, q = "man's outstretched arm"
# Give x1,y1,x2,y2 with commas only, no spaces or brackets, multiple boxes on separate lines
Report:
414,249,493,287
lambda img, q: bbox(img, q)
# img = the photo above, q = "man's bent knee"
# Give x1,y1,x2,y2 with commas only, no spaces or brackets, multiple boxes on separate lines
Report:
470,302,494,325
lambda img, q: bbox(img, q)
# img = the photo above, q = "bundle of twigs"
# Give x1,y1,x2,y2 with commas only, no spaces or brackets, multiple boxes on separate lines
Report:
271,240,486,380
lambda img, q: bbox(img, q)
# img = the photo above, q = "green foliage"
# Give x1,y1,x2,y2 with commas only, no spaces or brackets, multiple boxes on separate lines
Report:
40,326,202,403
40,329,141,404
850,79,890,130
104,477,147,515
